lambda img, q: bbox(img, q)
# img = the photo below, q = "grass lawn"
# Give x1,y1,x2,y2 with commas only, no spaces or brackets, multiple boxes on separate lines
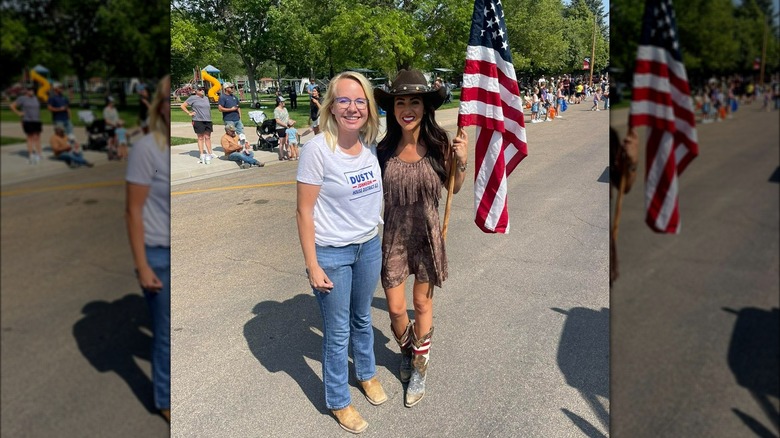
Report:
170,90,464,127
171,136,196,146
610,99,631,110
1,136,26,146
1,93,145,128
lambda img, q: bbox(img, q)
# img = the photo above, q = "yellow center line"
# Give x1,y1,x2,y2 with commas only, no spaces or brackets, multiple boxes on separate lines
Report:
1,180,125,197
171,181,296,196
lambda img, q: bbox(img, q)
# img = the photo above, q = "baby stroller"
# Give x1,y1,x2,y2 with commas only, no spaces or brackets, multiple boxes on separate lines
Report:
248,110,278,152
78,110,109,151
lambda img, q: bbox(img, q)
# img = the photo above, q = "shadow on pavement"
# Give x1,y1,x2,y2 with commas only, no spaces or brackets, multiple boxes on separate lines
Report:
72,293,155,414
561,408,607,438
179,150,200,159
597,166,610,183
723,306,780,436
244,293,394,414
769,167,779,183
551,306,609,437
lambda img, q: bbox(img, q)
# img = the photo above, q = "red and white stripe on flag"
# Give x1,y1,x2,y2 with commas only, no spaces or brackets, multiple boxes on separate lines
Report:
629,0,698,234
458,0,527,234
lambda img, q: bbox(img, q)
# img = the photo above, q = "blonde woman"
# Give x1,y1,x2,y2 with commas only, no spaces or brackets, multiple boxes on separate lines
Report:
296,71,385,434
125,75,171,423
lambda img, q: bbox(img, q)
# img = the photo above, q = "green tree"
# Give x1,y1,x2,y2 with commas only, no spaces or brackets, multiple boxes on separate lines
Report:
563,0,607,76
504,0,568,76
321,4,425,77
171,13,223,85
415,0,473,73
176,0,310,105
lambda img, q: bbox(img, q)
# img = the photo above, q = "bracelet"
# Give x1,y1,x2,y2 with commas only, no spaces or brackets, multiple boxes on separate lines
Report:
457,161,468,172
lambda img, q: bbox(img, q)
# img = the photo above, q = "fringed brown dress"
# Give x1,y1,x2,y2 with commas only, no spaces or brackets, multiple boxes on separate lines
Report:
381,155,448,289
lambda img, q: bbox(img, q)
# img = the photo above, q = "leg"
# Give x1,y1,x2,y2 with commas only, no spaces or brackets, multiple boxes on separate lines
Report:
385,283,410,339
204,133,213,155
142,246,171,412
314,244,355,411
196,134,205,157
411,280,433,338
227,152,243,164
406,280,434,407
349,236,387,406
26,134,34,162
349,235,381,383
70,152,91,166
33,133,42,157
385,281,413,382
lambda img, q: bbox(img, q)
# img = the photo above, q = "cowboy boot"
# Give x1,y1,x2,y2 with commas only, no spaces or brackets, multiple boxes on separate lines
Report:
358,376,387,406
331,405,368,434
405,326,433,407
392,321,414,382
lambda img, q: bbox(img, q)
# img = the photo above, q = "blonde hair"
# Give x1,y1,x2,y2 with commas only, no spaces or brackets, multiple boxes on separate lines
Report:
148,75,170,150
319,71,380,152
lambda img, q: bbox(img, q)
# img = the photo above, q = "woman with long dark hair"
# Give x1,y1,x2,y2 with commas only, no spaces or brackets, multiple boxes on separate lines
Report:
374,69,469,407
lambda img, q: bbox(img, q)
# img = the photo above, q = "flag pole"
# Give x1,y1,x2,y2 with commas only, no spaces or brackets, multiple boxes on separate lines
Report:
442,126,465,241
612,167,628,242
612,125,635,241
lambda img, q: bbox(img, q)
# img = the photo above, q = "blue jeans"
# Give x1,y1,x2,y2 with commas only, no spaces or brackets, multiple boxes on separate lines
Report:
57,152,89,166
313,234,381,409
142,245,170,410
228,151,260,166
225,120,244,135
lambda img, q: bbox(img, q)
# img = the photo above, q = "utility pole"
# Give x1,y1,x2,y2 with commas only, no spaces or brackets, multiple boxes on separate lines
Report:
760,14,768,86
589,14,597,88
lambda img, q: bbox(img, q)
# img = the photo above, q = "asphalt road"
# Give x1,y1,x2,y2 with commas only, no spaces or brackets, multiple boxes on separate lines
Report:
0,163,170,436
170,106,611,436
610,106,780,437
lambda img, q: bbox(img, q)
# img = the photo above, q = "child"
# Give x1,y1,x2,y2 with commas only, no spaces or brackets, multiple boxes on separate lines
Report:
115,119,128,160
540,88,551,121
531,87,540,123
285,120,300,160
590,89,601,111
239,133,252,156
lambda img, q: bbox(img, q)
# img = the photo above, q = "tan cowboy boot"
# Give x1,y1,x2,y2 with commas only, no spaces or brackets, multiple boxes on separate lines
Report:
405,326,434,407
331,405,368,434
392,321,414,382
359,376,388,405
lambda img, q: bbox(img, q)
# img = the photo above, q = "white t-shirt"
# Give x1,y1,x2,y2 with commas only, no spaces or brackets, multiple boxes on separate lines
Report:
126,133,170,247
297,134,383,247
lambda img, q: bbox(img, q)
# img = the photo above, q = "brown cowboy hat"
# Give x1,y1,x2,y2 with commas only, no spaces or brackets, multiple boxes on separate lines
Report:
374,69,447,112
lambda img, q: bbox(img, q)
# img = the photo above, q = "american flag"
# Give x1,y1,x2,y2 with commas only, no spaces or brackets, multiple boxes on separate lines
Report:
629,0,698,234
458,0,527,234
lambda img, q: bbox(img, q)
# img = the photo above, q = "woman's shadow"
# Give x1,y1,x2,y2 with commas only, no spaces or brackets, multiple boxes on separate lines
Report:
243,292,395,413
551,306,610,438
72,293,156,414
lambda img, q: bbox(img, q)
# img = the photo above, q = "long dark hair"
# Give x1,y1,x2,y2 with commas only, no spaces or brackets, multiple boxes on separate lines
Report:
377,99,450,184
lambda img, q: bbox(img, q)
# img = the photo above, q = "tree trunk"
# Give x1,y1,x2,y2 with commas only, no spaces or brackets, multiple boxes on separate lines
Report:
76,70,89,109
245,63,259,108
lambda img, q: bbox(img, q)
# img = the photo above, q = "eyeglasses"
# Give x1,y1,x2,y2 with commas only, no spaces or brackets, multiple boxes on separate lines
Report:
335,97,368,110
